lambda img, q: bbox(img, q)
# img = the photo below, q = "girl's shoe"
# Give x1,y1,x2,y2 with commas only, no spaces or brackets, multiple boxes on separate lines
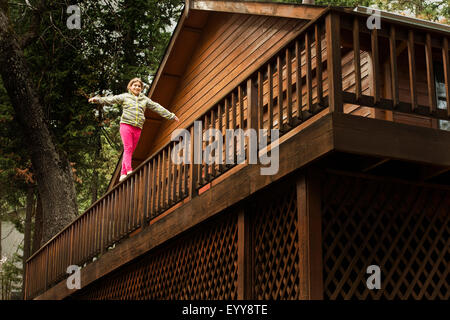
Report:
119,174,127,182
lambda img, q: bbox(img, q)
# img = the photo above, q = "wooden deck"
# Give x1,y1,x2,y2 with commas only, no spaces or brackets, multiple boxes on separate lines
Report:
25,7,450,300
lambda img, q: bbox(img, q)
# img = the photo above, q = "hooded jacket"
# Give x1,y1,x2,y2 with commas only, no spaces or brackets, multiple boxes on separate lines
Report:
97,92,175,129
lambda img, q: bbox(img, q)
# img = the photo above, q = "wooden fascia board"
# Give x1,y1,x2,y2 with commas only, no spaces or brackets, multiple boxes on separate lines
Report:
191,0,326,20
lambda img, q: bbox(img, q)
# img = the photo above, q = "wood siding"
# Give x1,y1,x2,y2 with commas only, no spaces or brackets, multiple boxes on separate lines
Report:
147,12,308,157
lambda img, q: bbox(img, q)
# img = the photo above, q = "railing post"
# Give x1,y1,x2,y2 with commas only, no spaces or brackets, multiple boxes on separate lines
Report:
325,12,343,113
247,77,259,162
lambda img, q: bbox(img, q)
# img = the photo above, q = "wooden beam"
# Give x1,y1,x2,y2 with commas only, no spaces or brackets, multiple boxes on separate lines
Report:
297,168,323,300
407,30,418,111
353,17,361,101
425,33,437,113
191,0,326,20
237,208,253,299
389,25,399,107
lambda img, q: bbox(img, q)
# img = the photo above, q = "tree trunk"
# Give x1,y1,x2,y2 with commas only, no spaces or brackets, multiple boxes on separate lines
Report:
31,194,43,254
22,186,33,299
0,10,78,244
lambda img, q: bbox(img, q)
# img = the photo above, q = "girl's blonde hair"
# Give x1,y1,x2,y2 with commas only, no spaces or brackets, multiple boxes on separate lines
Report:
127,78,143,90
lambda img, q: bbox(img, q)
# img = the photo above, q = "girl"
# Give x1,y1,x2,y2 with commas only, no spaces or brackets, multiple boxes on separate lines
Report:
89,78,179,182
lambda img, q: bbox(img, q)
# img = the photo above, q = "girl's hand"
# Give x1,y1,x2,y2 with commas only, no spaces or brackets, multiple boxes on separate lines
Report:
88,97,98,103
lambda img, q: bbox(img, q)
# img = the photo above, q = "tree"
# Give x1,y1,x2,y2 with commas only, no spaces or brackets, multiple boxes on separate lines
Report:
0,6,79,244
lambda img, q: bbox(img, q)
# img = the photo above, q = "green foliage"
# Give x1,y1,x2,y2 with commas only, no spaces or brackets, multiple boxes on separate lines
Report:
0,247,23,300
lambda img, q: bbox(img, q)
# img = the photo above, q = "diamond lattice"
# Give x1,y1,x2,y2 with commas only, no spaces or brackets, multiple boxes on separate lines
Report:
322,173,450,300
70,212,238,300
252,184,300,299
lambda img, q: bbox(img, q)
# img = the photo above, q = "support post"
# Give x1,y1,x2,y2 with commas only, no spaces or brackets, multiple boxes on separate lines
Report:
296,168,323,299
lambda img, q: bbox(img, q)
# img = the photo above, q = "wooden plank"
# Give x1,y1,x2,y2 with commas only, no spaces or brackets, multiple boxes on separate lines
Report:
191,0,326,20
247,77,258,162
326,12,343,112
152,157,157,216
237,208,253,300
268,62,274,130
353,17,362,101
258,71,264,131
295,40,303,120
315,23,323,105
371,28,381,104
167,146,172,206
389,25,399,107
443,37,450,117
333,112,450,166
238,85,244,130
189,125,199,198
407,30,418,111
211,108,217,178
305,32,313,113
297,168,323,300
218,103,225,173
172,142,177,203
204,114,210,183
277,55,283,129
425,33,437,113
286,47,293,126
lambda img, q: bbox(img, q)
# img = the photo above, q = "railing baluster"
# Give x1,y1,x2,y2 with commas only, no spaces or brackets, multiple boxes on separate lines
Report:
167,147,172,206
171,142,177,203
408,30,418,111
315,23,323,105
443,37,450,117
389,25,399,107
286,48,293,127
353,17,362,101
211,108,217,178
425,33,437,113
268,62,274,130
152,157,157,216
218,103,224,174
258,71,264,131
204,114,210,183
305,32,313,113
277,55,283,129
189,125,199,198
295,40,303,120
371,28,381,104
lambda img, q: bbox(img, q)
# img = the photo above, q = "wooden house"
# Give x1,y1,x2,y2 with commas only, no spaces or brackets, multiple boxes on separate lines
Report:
25,0,449,300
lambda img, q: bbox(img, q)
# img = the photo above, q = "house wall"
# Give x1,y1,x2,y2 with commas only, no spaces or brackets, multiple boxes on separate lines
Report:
147,12,308,156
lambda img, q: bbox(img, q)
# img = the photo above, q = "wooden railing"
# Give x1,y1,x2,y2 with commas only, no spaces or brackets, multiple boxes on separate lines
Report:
25,8,450,299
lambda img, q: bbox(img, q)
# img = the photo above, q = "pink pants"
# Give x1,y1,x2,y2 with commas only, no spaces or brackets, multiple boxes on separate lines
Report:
120,123,142,175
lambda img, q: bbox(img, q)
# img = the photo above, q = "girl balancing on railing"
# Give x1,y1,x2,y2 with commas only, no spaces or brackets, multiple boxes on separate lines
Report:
89,78,179,182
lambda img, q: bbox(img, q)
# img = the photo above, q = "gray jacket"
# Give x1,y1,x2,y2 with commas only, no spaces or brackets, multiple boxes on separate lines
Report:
97,92,175,129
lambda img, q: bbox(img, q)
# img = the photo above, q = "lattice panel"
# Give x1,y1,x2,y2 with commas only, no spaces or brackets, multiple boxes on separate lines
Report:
252,184,300,299
70,212,238,300
322,173,450,300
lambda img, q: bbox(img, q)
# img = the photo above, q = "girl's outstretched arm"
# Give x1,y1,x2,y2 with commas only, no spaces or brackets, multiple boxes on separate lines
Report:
88,93,127,105
145,97,179,121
